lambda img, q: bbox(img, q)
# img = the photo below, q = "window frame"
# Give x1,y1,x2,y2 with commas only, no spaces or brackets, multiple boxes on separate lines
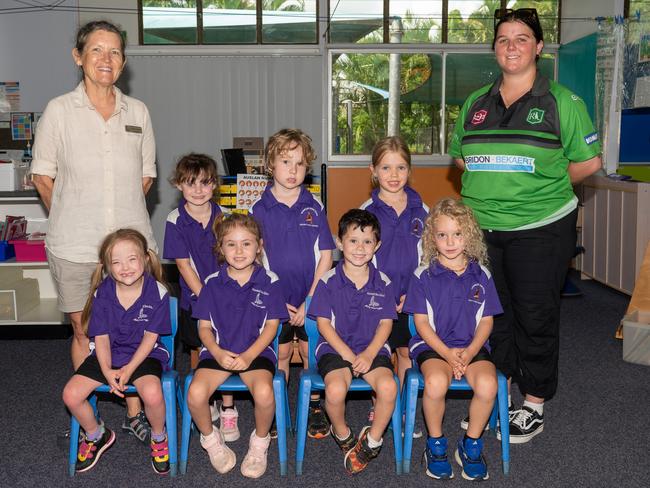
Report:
326,43,559,165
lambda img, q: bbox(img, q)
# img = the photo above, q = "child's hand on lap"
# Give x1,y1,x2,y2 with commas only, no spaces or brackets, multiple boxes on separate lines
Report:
117,365,134,390
229,352,252,371
352,351,373,376
103,368,125,397
216,349,238,370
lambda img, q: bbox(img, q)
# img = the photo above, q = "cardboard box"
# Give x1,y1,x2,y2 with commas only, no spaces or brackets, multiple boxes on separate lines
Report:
622,310,650,366
0,278,40,321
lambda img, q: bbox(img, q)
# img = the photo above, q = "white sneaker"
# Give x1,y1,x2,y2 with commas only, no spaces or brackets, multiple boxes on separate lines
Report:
220,405,240,442
210,401,220,423
240,430,271,479
200,428,236,474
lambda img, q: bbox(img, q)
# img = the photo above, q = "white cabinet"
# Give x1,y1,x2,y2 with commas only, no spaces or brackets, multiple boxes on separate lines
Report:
0,190,67,325
580,175,650,295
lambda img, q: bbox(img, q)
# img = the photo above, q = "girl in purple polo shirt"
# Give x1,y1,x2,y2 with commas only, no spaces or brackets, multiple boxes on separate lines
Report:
62,229,171,475
361,136,429,419
186,213,288,479
403,198,502,481
163,153,238,440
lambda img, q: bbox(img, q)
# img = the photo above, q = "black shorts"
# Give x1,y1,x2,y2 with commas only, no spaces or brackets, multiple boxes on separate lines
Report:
416,347,493,368
317,353,393,378
75,355,163,384
179,306,202,349
196,357,275,375
388,312,410,350
278,321,308,344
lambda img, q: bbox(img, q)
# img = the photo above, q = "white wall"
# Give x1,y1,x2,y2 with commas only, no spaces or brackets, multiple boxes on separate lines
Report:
561,0,621,43
0,1,79,112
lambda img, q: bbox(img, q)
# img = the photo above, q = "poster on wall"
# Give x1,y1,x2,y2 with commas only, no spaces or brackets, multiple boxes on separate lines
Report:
10,113,32,140
236,174,269,211
0,81,20,123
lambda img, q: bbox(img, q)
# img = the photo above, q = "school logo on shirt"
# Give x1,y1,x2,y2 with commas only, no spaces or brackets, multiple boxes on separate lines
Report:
134,304,153,322
251,288,269,309
300,207,319,228
526,108,545,125
410,217,424,238
471,109,488,125
468,284,486,305
364,292,384,311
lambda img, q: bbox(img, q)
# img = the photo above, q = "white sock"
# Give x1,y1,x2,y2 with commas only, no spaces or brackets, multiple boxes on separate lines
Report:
507,394,512,408
523,400,544,415
366,432,383,449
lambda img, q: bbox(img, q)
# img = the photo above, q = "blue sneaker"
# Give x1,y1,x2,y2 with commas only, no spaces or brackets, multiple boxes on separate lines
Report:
424,436,453,479
455,437,489,481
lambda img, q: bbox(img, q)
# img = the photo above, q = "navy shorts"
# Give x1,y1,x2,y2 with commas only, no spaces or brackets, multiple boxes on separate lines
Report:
278,321,308,344
196,356,275,375
388,312,410,350
74,355,163,384
416,347,493,368
317,353,393,378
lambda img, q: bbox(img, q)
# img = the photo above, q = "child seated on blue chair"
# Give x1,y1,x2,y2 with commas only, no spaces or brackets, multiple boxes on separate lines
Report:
185,213,288,479
307,209,397,475
403,198,503,481
62,229,172,475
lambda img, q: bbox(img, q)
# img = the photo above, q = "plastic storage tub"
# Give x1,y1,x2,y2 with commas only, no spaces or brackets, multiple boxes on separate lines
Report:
9,238,47,262
0,241,15,261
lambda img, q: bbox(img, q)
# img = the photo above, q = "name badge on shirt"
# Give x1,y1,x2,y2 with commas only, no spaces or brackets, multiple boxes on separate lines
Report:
125,125,143,134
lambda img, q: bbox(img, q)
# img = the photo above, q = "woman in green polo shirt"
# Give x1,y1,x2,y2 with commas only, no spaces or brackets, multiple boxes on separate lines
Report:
449,8,601,444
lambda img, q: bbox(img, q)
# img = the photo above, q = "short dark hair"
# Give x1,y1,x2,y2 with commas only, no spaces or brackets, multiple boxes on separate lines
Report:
338,209,381,242
75,20,126,58
492,8,544,51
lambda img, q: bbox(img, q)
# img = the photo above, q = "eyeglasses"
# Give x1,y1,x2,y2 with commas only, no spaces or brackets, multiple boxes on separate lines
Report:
494,8,540,30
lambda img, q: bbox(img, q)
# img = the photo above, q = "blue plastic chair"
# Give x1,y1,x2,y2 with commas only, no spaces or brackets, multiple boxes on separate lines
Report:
295,305,403,475
402,315,510,475
178,326,291,476
68,297,180,477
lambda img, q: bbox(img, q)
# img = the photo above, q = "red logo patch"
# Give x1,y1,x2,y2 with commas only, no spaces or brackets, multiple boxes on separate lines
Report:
305,212,313,225
471,109,488,125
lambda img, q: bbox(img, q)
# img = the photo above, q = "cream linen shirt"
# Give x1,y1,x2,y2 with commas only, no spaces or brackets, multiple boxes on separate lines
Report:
31,82,158,262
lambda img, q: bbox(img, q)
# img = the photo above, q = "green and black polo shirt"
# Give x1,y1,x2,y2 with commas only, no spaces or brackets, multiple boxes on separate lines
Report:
449,74,601,231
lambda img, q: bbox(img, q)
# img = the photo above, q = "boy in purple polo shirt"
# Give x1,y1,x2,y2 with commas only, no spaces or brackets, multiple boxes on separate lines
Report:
249,129,335,438
62,229,172,475
186,213,288,479
163,153,237,439
308,209,398,475
403,198,502,481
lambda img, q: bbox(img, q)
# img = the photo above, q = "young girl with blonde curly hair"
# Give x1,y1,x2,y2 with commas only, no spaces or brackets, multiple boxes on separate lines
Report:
403,198,502,481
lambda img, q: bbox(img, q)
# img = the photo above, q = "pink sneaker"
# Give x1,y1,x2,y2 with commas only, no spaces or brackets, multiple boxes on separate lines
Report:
200,428,236,474
220,405,240,442
240,430,271,479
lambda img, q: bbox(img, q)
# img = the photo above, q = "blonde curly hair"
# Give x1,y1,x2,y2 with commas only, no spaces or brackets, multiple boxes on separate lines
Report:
264,128,316,177
421,198,488,267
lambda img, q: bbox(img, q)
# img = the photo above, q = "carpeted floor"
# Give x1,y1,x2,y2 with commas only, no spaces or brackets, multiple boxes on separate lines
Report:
1,272,648,487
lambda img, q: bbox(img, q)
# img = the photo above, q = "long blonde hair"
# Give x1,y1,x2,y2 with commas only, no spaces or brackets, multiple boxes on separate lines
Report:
421,198,488,267
81,229,165,334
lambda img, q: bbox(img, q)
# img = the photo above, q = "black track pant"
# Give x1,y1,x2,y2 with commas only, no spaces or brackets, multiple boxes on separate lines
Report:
485,209,577,401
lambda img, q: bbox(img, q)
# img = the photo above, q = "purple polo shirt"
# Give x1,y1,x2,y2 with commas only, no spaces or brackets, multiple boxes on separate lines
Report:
88,273,171,368
360,186,429,304
193,263,289,364
249,185,336,307
163,199,224,311
308,262,397,361
403,261,503,359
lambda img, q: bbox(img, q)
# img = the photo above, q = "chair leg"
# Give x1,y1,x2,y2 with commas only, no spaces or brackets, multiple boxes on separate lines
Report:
294,375,312,475
68,415,81,477
402,372,420,474
390,376,403,475
273,373,288,476
496,371,510,475
179,373,194,475
162,374,178,477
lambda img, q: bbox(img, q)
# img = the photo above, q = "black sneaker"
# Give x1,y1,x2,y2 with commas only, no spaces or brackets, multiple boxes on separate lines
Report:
150,436,170,475
122,410,151,444
461,401,516,431
503,405,544,443
307,405,330,439
344,426,381,474
75,427,116,473
331,425,356,453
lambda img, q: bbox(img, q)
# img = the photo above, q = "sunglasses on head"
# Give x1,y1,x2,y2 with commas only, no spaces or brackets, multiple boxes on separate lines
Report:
494,8,540,29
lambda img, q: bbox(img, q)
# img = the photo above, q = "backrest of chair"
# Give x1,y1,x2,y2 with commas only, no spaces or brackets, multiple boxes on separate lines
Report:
159,296,178,370
304,297,319,369
408,314,416,337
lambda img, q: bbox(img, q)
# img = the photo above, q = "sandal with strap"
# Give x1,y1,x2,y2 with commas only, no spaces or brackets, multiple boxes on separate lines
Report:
122,410,151,444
